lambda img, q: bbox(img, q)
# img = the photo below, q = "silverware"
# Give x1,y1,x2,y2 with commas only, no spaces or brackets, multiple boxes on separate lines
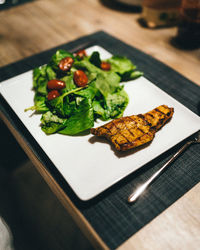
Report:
128,131,200,203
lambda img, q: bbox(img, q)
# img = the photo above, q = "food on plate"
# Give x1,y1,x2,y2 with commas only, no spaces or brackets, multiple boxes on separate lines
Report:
47,90,60,100
73,70,88,87
90,105,174,151
74,49,87,59
100,61,111,71
47,79,66,90
25,48,143,135
59,57,74,72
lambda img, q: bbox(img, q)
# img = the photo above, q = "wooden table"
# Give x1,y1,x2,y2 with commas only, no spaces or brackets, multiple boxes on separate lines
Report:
0,0,200,249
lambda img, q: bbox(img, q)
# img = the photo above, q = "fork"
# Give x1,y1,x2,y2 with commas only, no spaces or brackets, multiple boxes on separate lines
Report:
128,131,200,203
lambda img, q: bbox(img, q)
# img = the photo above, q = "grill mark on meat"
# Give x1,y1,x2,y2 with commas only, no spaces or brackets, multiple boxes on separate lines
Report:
155,108,165,115
123,117,137,138
147,113,154,118
105,126,112,135
137,114,151,126
129,116,146,134
137,127,146,134
118,128,132,144
113,138,121,148
137,114,149,124
133,114,152,134
112,120,131,143
120,131,153,151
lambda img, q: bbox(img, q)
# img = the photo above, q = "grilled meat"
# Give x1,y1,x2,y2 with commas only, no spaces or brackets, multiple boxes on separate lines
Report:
90,105,174,151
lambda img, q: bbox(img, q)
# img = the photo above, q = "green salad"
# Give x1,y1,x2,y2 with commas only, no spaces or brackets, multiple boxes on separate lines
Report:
25,49,143,135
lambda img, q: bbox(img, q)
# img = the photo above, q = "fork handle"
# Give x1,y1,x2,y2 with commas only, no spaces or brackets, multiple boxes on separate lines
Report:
128,141,193,203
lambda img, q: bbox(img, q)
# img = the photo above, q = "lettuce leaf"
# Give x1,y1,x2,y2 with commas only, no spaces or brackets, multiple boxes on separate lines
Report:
41,111,67,134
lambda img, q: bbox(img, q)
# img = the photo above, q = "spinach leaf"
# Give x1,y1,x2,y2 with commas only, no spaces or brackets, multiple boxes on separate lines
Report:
37,78,48,95
47,86,85,117
75,81,98,99
89,51,101,68
60,74,76,93
92,100,106,120
47,95,66,117
41,111,67,134
94,72,121,97
121,70,143,81
107,55,136,75
33,65,48,95
33,67,41,89
127,70,143,80
46,65,56,80
74,58,102,74
59,98,94,135
32,65,56,95
74,58,122,93
49,49,74,70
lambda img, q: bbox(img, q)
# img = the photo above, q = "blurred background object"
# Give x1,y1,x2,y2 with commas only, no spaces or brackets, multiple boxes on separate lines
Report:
0,0,6,5
0,0,34,11
0,217,14,250
175,0,200,49
116,0,141,6
100,0,142,12
141,0,182,28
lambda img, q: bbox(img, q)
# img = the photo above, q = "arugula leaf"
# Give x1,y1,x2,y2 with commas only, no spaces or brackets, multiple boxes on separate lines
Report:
25,93,49,112
34,94,49,112
41,111,67,134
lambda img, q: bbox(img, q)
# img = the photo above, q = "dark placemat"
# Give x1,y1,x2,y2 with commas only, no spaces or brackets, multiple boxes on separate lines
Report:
0,0,34,11
0,31,200,249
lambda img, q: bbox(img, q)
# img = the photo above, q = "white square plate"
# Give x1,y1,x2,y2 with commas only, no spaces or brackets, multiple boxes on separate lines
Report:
1,46,200,200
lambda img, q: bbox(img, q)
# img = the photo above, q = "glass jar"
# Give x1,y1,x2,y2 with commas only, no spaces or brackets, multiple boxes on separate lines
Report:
141,0,182,28
176,0,200,48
